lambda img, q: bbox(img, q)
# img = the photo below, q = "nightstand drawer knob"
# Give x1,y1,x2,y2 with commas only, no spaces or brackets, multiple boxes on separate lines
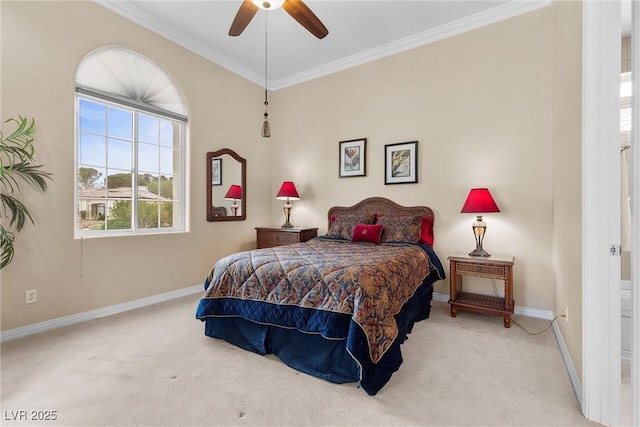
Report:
476,266,481,273
275,236,280,241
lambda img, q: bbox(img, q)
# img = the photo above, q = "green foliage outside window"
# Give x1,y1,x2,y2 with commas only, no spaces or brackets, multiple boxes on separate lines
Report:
92,200,173,230
78,167,103,189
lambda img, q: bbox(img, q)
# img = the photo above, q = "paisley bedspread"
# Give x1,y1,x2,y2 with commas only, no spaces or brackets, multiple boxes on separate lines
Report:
196,238,434,363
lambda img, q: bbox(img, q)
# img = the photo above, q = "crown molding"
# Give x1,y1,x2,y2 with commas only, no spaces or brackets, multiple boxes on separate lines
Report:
95,0,263,85
96,0,551,91
271,0,551,90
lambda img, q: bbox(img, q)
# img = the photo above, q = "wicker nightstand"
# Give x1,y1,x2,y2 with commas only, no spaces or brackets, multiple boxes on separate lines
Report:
255,227,318,249
447,254,515,328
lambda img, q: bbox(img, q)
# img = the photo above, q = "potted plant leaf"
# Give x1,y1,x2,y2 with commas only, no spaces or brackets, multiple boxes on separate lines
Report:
0,116,52,269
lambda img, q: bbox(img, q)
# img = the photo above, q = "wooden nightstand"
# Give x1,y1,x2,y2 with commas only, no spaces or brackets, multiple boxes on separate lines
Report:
447,254,515,328
255,227,318,249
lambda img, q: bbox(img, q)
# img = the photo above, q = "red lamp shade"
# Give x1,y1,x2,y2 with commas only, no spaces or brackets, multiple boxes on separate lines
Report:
276,181,300,200
460,188,500,213
224,185,242,200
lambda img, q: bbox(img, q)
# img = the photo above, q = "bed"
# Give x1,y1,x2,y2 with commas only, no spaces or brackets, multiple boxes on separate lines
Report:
195,197,445,395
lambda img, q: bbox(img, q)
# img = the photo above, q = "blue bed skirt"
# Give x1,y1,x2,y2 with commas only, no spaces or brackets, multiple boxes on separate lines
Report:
200,282,434,395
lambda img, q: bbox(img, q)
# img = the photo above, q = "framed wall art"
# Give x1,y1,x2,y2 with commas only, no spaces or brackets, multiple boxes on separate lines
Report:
211,157,222,186
339,138,367,177
384,141,418,184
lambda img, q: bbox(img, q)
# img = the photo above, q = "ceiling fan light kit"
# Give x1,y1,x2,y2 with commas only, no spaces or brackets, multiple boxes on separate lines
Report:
252,0,285,10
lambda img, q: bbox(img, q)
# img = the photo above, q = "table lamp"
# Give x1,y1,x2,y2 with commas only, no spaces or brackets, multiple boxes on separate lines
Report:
224,184,242,216
276,181,300,228
460,188,500,257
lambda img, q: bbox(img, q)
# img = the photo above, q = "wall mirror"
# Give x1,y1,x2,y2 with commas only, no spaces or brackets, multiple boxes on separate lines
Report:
207,149,246,221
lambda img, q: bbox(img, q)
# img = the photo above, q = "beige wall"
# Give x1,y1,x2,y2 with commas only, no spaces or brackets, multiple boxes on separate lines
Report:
0,0,272,331
271,7,557,307
551,2,583,379
1,0,583,341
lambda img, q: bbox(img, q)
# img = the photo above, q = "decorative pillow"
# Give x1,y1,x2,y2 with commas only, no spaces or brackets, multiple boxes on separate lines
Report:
327,214,374,240
351,223,383,244
375,215,422,243
420,216,435,246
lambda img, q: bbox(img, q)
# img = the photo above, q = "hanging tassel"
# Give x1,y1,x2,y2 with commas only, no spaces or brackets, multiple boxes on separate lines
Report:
261,94,270,138
261,112,271,138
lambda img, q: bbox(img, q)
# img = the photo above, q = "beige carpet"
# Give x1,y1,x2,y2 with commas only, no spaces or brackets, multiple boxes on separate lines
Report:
1,295,599,426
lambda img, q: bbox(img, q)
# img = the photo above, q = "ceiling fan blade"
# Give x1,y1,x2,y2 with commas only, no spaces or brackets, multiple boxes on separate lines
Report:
282,0,328,39
229,0,259,36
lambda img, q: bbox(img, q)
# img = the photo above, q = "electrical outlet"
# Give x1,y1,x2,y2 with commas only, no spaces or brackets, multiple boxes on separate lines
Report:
25,289,37,304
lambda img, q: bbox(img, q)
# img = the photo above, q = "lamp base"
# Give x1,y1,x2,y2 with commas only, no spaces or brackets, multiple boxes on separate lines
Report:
469,248,491,257
281,203,293,228
469,217,490,257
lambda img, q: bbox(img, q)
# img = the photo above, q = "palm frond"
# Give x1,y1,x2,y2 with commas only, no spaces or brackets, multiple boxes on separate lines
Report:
0,116,36,161
0,226,16,270
0,116,51,269
0,193,34,231
2,162,51,192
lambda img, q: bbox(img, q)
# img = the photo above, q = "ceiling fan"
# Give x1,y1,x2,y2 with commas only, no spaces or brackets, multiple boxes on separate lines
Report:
229,0,329,39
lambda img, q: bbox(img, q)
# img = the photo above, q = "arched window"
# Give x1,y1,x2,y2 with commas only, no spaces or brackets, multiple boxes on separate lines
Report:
74,47,187,237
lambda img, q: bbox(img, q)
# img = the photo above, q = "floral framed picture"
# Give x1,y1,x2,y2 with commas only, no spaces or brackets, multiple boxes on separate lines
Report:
384,141,418,184
211,157,222,186
339,138,367,177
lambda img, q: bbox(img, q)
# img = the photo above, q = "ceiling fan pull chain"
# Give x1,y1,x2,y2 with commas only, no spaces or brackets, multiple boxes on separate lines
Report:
261,11,271,138
264,88,269,118
264,10,268,93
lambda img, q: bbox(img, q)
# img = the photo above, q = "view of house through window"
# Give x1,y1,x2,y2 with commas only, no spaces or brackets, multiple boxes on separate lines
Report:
75,47,186,237
76,97,183,234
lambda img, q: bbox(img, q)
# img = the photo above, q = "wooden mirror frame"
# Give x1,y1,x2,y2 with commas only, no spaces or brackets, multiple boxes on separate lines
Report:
206,149,247,222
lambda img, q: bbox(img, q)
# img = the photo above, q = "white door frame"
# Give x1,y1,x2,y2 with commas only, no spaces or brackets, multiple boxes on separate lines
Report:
582,1,622,425
583,1,640,425
630,2,639,425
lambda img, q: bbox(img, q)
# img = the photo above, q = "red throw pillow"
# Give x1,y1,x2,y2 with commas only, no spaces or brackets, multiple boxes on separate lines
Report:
328,214,375,240
351,223,383,245
420,216,434,246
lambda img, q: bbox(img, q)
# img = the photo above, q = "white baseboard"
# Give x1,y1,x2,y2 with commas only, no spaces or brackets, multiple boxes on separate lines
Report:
434,291,582,408
432,292,450,303
432,292,555,320
553,319,583,411
0,289,562,342
0,284,203,343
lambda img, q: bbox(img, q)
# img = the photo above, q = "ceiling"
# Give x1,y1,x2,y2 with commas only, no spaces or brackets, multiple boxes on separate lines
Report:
97,0,552,90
